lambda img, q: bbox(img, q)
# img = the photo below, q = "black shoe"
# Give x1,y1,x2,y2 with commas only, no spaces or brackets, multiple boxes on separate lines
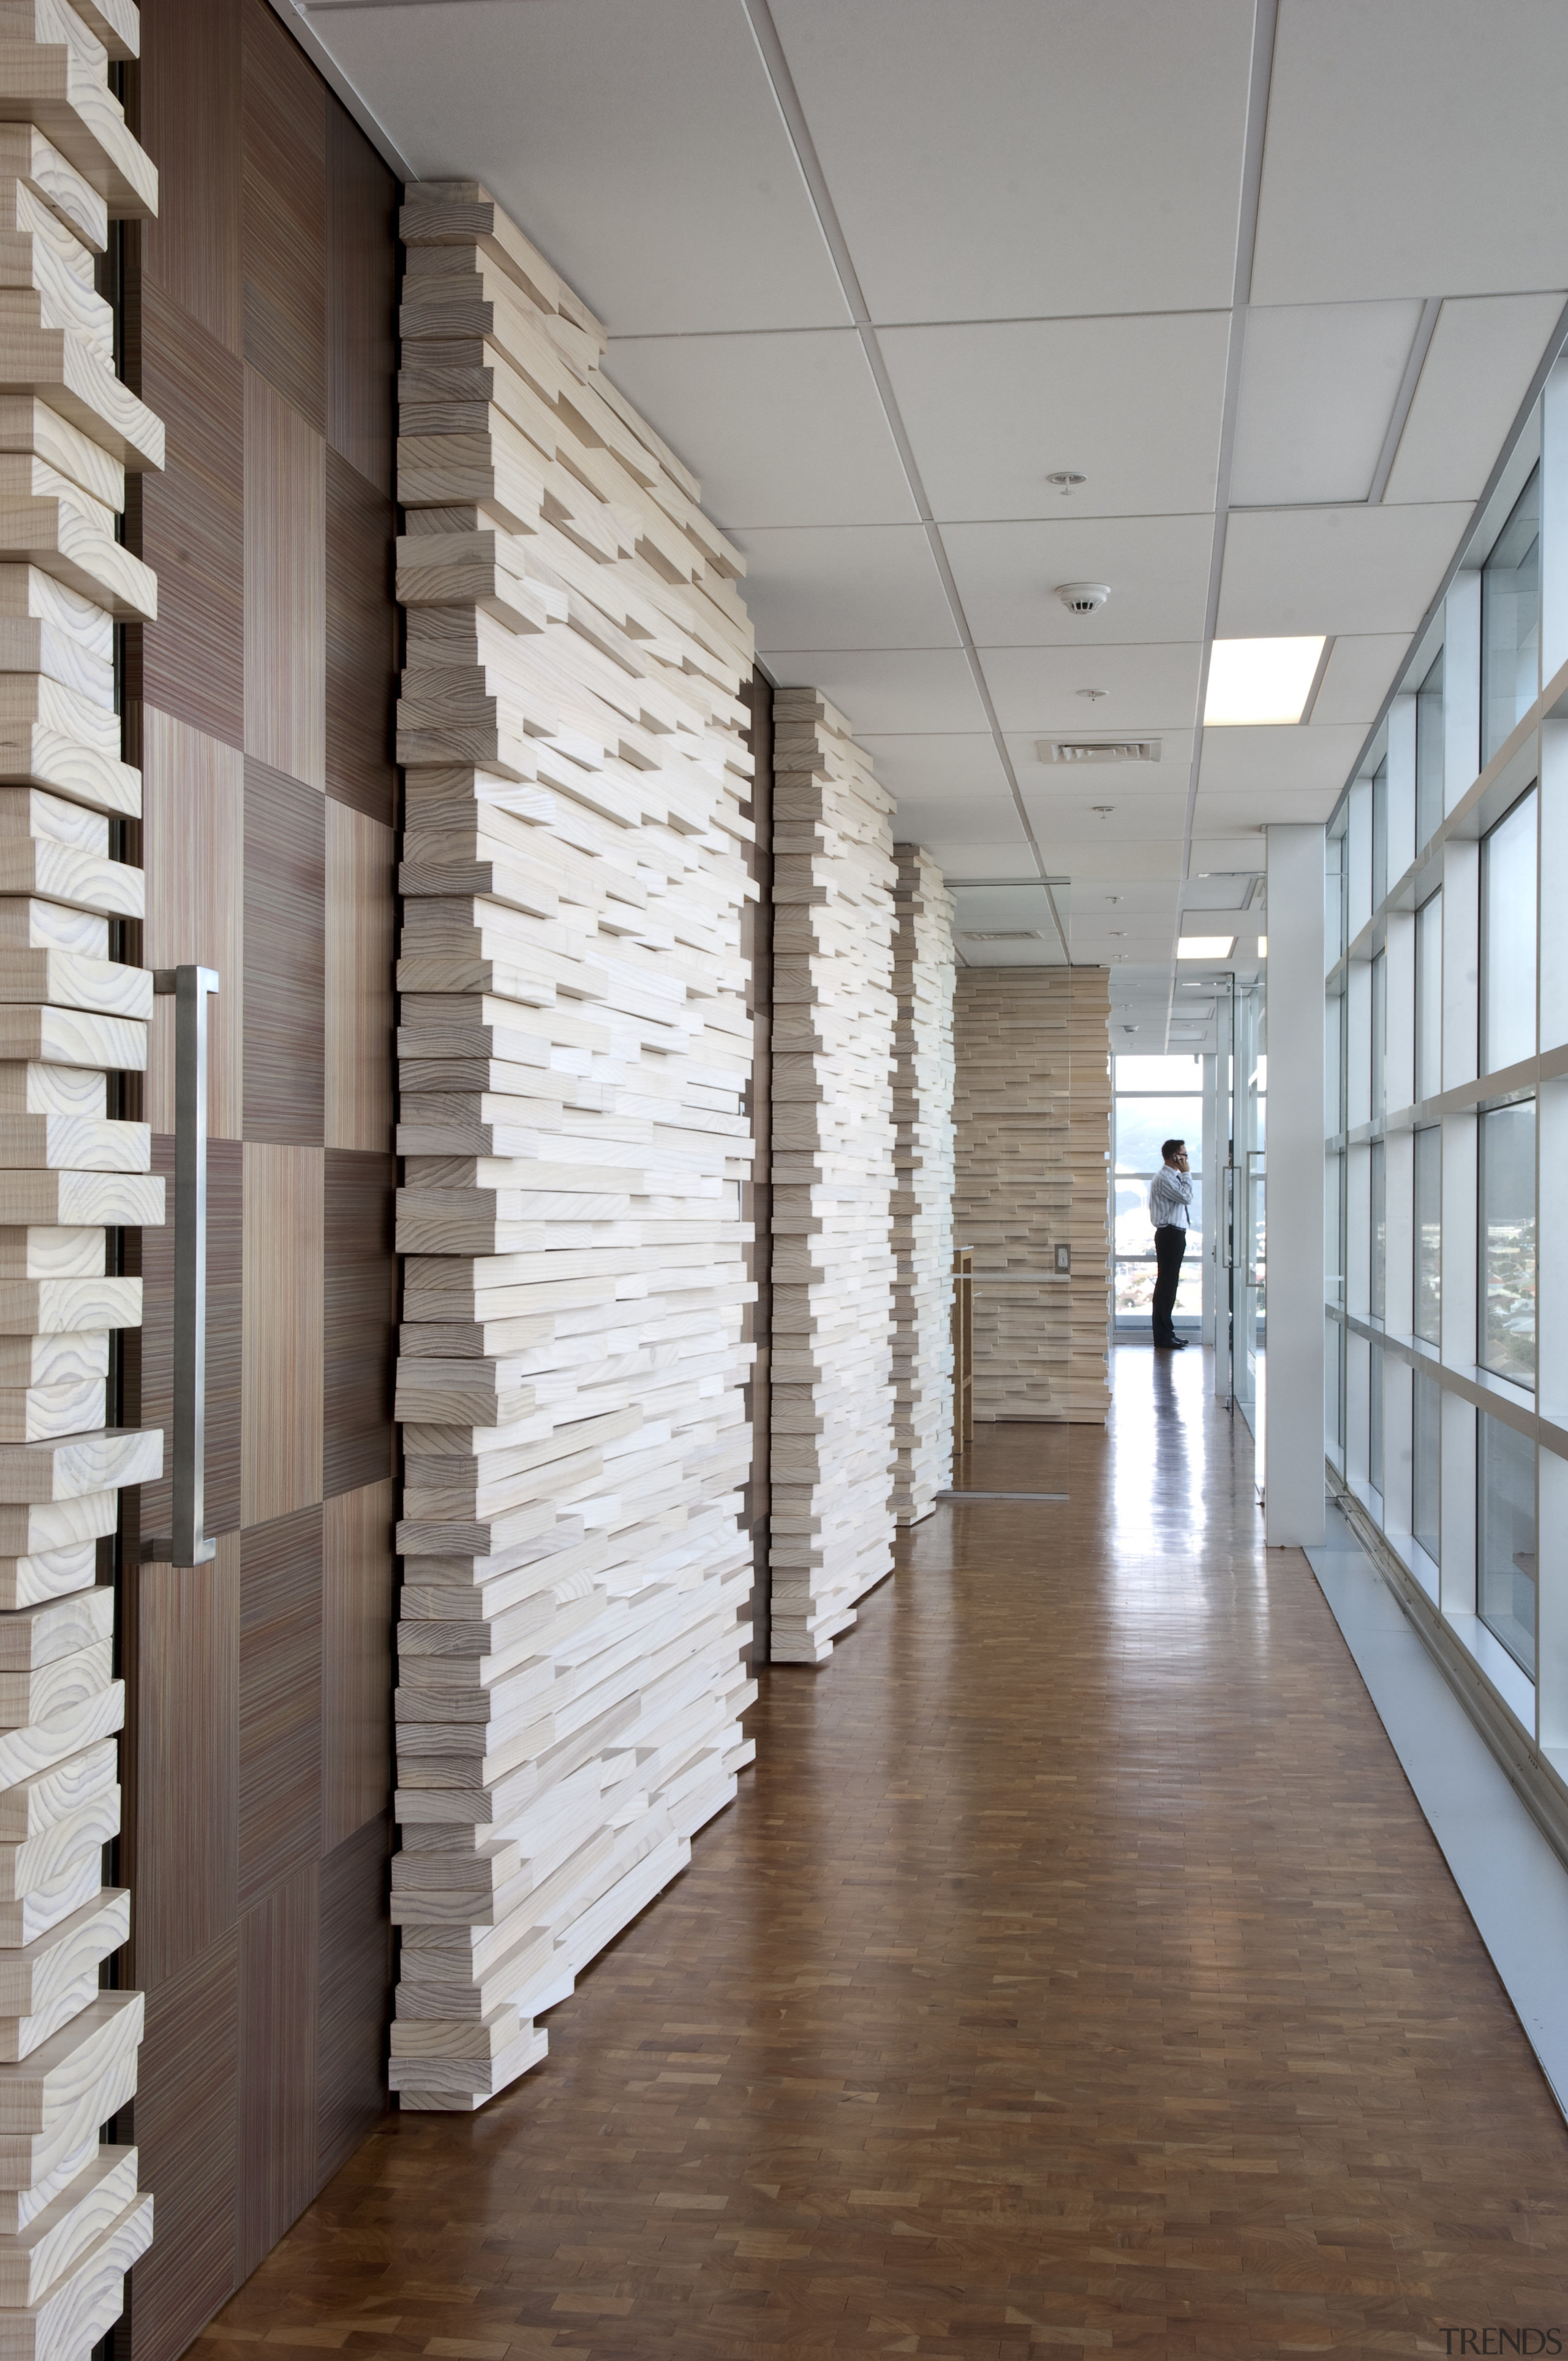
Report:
1154,1337,1188,1350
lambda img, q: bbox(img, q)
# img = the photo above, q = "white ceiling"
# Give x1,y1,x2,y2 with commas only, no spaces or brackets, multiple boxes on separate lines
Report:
296,0,1568,1048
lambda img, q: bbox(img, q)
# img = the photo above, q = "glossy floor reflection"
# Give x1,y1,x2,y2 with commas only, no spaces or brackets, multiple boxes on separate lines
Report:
204,1347,1568,2359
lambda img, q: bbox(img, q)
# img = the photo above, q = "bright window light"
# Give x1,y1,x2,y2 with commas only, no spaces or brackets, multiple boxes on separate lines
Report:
1204,636,1325,725
1177,935,1235,959
1257,934,1268,956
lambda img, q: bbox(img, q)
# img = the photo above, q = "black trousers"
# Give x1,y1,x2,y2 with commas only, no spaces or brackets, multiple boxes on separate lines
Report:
1152,1224,1186,1343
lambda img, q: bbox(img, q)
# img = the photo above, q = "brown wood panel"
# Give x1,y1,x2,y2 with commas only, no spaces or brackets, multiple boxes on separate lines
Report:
327,105,398,498
315,1813,393,2187
125,279,245,752
124,1931,240,2361
198,1355,1568,2357
239,1504,323,1913
241,0,327,433
322,1479,394,1853
244,367,326,791
140,704,246,1139
325,800,393,1151
325,445,398,825
125,1538,240,1992
207,1135,245,1538
239,1863,320,2283
241,1144,325,1525
136,0,242,355
323,1148,396,1502
141,1136,244,1544
244,757,325,1144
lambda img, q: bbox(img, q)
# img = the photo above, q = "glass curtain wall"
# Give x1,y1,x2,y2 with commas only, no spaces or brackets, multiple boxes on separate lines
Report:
1327,374,1559,1748
1112,1054,1202,1334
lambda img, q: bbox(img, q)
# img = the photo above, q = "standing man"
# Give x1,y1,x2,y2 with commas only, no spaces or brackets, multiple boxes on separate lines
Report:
1148,1139,1193,1350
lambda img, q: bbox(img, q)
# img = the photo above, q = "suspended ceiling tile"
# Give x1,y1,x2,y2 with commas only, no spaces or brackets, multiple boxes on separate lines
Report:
853,731,1011,803
766,649,987,734
302,0,849,333
1309,635,1410,728
1229,301,1425,507
1198,722,1366,796
1252,0,1568,304
1194,786,1346,830
1071,882,1182,915
1193,835,1273,870
1384,293,1567,504
980,641,1204,735
771,0,1254,322
944,515,1215,648
737,524,957,649
1216,503,1472,637
603,329,915,526
915,838,1041,880
1055,841,1185,882
879,313,1231,521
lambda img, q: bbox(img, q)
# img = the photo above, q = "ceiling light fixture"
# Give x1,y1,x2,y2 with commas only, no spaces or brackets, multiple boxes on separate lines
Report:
1204,637,1325,727
1178,935,1236,959
1076,687,1108,703
1055,581,1110,615
1046,470,1086,494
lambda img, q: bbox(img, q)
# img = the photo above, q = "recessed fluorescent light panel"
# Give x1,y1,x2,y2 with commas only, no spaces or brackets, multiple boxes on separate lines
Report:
1204,637,1325,726
1177,936,1236,959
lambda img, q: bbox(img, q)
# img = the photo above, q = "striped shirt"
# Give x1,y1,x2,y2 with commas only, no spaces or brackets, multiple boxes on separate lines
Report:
1148,1164,1193,1231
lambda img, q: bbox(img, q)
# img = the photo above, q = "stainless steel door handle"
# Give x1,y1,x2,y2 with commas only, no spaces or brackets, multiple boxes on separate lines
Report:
146,965,219,1567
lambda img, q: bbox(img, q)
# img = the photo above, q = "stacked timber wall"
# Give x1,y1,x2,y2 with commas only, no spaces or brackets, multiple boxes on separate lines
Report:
769,689,895,1663
0,0,164,2350
390,183,757,2110
889,845,954,1523
952,967,1112,1422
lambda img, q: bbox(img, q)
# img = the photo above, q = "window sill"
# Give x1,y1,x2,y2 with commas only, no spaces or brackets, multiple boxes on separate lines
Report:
1444,1611,1536,1737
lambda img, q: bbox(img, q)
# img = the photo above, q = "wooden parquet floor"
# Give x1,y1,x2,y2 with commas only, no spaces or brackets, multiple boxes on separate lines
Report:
199,1348,1568,2360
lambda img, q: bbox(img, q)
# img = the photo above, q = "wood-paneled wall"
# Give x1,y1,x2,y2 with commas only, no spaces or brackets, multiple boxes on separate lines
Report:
889,846,956,1522
952,968,1112,1424
769,689,897,1663
118,5,401,2353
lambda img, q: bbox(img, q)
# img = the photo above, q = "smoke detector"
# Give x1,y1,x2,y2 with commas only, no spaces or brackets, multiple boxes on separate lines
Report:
1055,581,1110,615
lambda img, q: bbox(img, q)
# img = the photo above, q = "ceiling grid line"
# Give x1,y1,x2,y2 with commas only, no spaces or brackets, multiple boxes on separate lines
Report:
1167,0,1279,1051
739,0,1072,964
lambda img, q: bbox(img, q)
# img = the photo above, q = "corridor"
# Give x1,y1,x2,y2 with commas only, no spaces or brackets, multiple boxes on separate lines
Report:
207,1351,1568,2357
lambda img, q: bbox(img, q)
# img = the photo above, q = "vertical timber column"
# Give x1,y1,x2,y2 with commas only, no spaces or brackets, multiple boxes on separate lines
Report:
769,689,897,1662
889,844,954,1522
0,0,164,2347
391,183,758,2110
1264,822,1327,1546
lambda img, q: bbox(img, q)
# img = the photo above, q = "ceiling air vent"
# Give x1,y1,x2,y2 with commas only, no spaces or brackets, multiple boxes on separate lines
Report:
1037,738,1161,765
960,929,1042,943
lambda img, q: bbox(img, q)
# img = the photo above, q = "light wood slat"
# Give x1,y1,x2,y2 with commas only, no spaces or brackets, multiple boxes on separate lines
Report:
0,2142,134,2308
0,31,156,2332
768,689,898,1664
0,1592,106,1677
0,2184,151,2360
390,182,754,2109
0,131,103,257
889,845,956,1525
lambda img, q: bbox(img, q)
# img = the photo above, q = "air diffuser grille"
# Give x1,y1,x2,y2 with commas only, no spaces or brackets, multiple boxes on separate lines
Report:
1037,739,1161,765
